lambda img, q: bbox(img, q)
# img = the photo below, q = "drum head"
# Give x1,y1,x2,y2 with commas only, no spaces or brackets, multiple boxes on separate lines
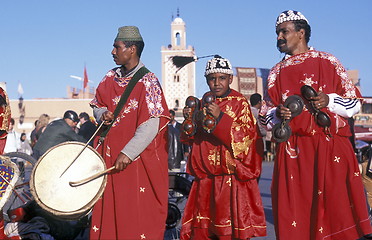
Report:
30,142,107,220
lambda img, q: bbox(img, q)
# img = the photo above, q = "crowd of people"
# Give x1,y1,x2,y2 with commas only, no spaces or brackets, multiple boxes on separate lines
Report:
4,111,97,160
0,9,371,240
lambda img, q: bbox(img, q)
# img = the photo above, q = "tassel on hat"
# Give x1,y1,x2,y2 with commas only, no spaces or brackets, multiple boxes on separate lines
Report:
171,54,217,72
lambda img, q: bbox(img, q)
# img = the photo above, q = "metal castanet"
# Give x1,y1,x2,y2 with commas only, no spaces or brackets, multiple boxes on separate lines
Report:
201,91,217,133
300,85,331,128
181,96,201,136
272,95,303,143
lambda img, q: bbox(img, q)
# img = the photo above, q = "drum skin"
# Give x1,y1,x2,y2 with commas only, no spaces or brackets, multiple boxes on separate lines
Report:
30,142,107,220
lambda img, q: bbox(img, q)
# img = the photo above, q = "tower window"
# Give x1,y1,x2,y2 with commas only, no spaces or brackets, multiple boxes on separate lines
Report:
174,74,180,82
175,32,180,46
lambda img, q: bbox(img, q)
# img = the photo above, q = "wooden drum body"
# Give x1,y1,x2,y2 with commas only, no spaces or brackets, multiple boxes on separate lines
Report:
30,141,107,220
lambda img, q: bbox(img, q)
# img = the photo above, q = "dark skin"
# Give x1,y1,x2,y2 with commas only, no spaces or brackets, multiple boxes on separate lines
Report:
100,41,140,172
183,73,232,122
275,21,329,120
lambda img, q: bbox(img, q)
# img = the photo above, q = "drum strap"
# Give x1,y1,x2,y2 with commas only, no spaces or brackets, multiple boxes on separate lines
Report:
99,66,150,141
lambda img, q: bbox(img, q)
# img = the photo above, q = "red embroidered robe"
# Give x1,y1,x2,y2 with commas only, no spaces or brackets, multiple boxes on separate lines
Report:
180,89,266,240
267,50,372,240
89,67,169,240
0,87,10,154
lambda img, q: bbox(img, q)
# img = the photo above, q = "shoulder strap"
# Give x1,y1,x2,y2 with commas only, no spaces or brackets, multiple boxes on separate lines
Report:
100,66,150,138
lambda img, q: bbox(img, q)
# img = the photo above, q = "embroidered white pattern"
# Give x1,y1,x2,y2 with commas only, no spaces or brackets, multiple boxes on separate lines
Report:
139,73,165,117
300,74,317,86
92,225,99,232
267,50,358,98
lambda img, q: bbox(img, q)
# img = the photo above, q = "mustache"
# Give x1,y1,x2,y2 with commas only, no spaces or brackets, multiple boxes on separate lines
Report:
276,39,287,47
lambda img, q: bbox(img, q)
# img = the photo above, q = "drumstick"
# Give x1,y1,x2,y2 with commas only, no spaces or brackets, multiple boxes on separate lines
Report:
59,121,105,178
69,166,115,187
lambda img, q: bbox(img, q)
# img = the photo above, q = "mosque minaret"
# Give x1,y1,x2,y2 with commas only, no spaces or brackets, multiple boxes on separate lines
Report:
161,11,196,111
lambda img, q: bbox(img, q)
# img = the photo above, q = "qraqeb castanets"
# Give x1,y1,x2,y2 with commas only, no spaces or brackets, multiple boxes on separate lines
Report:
181,91,217,136
272,95,304,143
300,85,331,128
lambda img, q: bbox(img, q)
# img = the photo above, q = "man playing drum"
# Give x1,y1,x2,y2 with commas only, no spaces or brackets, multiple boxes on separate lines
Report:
89,26,169,240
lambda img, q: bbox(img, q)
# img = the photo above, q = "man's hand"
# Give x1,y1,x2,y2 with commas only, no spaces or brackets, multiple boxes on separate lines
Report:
310,92,329,110
276,104,292,120
206,102,221,119
101,111,114,125
114,152,132,172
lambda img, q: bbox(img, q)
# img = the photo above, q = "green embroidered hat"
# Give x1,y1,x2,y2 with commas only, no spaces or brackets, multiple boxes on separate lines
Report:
115,26,143,42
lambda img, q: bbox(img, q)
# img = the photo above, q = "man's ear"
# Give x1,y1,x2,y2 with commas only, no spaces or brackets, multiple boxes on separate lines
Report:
229,75,233,84
130,45,137,55
299,28,305,40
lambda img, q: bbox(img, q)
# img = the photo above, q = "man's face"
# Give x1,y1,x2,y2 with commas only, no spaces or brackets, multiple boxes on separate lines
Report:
112,41,133,66
65,118,78,128
276,21,303,55
206,73,232,97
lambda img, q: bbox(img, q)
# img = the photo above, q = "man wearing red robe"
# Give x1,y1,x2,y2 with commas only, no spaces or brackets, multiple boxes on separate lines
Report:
263,10,372,240
180,56,266,240
89,26,169,240
0,87,10,154
0,87,11,240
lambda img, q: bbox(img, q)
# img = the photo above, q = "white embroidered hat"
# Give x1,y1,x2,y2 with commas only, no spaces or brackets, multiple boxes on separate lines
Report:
276,10,309,27
204,55,233,77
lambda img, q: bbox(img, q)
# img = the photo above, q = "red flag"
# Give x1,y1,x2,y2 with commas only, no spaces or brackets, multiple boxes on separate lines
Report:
83,66,89,89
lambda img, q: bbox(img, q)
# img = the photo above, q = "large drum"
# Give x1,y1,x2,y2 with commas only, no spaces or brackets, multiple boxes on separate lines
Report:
30,141,107,220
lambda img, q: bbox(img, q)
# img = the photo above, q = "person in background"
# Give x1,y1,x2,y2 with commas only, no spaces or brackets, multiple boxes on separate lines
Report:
18,133,32,155
29,119,39,148
250,93,267,159
32,110,85,159
4,118,20,153
31,114,50,148
180,55,266,239
168,109,189,171
263,10,372,239
78,112,97,146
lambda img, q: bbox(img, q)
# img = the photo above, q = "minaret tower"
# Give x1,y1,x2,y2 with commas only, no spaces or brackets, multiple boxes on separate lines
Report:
161,9,195,111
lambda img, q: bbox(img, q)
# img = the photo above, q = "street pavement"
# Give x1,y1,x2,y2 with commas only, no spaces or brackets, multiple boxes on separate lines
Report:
256,161,276,240
164,161,277,240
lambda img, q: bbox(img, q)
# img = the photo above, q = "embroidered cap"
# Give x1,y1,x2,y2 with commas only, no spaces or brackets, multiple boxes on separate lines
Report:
115,26,143,42
276,10,309,27
204,55,233,77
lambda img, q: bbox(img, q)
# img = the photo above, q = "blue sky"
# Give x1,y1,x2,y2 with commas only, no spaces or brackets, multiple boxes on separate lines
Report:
1,0,372,100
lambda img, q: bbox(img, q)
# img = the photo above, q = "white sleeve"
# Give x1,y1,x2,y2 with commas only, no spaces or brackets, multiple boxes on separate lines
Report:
92,107,108,124
121,117,160,161
259,107,281,131
327,93,361,118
